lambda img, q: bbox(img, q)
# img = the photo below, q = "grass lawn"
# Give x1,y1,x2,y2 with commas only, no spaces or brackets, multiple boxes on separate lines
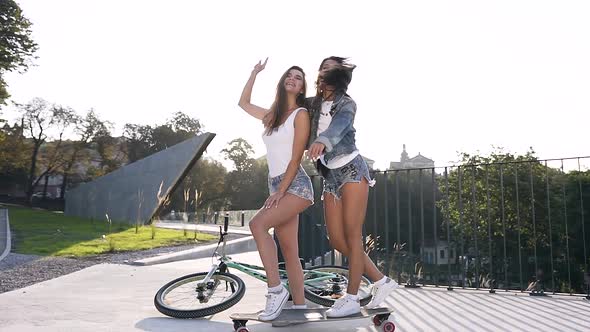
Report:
5,206,216,257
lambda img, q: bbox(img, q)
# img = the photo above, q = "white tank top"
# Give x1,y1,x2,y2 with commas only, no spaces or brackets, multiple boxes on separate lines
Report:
262,107,306,177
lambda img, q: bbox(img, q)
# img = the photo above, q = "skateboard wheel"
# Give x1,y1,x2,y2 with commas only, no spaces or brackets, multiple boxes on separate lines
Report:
373,315,383,326
233,321,247,331
236,327,249,332
382,321,395,332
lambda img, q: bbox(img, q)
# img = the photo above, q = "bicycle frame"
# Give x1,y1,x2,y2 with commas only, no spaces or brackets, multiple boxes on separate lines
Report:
154,216,374,318
197,217,342,292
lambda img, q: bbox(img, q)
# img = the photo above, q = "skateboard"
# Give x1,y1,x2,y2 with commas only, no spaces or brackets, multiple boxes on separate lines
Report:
230,307,395,331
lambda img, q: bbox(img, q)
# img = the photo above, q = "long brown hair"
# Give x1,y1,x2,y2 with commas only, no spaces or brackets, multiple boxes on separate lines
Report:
263,66,307,135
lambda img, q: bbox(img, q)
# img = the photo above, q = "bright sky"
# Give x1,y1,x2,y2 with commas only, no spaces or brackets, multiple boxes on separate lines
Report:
3,0,590,171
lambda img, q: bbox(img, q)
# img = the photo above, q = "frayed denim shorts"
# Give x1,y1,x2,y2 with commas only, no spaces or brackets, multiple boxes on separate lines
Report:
322,154,375,199
268,166,314,204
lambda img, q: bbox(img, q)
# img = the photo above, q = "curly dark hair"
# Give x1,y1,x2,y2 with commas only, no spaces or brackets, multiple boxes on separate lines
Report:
310,57,356,112
316,56,355,94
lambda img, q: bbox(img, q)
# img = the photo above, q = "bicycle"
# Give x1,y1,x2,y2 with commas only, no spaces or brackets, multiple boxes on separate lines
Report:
154,215,373,318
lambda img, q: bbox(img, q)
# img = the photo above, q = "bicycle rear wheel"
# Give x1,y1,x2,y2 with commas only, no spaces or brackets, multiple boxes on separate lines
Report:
154,271,245,318
303,265,373,307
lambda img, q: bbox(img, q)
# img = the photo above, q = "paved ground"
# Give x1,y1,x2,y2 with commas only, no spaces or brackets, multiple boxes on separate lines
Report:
1,249,589,332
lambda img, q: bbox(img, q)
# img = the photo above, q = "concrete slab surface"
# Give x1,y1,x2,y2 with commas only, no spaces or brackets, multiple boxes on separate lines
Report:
1,250,589,332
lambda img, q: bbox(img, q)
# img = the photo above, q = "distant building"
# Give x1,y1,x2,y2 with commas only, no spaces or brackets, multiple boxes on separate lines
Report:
362,156,375,170
389,144,434,170
421,240,457,265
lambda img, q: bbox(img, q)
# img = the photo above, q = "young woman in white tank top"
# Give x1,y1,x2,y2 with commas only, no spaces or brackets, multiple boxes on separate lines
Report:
238,58,313,321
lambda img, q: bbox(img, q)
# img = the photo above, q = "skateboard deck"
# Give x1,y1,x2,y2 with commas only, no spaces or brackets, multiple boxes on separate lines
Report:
230,307,395,331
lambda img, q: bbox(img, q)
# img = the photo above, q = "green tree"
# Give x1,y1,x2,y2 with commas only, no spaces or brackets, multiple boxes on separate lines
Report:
0,0,39,106
167,157,229,215
222,138,267,210
92,133,125,177
0,76,8,105
0,119,28,192
123,111,202,162
18,98,76,203
0,117,7,156
438,149,589,292
166,111,202,134
122,123,153,163
191,158,228,211
221,138,255,173
58,109,113,198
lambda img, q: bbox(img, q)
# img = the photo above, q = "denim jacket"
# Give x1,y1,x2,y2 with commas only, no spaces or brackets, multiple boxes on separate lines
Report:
306,92,358,163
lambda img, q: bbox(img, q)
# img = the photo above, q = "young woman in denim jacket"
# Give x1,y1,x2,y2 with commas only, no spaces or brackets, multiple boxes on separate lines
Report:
238,58,314,321
307,57,398,317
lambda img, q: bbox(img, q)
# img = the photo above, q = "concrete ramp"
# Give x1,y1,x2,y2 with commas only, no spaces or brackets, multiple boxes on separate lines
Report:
0,209,10,262
65,133,215,224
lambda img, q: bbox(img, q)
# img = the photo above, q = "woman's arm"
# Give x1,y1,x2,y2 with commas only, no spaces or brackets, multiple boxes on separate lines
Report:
314,98,356,151
238,58,270,120
308,98,356,160
264,110,310,208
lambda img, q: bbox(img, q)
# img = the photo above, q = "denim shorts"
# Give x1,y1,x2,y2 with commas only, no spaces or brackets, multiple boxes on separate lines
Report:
268,166,314,204
322,154,375,199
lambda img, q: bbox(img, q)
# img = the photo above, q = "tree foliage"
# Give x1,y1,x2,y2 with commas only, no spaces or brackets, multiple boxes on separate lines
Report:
438,149,590,292
221,138,268,210
18,98,76,202
0,0,39,105
0,119,28,188
123,111,202,163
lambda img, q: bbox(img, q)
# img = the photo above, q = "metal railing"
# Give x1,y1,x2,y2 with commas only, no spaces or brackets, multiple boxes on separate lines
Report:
298,156,590,298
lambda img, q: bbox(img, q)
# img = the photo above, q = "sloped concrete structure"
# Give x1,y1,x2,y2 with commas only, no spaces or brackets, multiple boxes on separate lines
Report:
0,209,10,262
65,133,215,224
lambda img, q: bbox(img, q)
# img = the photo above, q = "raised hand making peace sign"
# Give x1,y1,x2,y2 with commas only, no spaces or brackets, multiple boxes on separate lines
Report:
252,57,268,75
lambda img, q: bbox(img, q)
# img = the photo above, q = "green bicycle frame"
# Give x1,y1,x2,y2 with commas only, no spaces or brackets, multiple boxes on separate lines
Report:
219,255,341,286
206,221,343,289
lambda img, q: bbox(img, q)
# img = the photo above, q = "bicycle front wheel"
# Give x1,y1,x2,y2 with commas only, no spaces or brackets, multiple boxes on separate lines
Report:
154,271,245,318
303,265,373,307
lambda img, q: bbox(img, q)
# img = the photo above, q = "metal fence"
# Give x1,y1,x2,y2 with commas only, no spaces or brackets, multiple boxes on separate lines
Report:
298,156,590,297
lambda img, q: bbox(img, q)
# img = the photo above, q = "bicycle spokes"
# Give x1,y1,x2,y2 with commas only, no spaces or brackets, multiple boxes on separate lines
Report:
162,274,240,310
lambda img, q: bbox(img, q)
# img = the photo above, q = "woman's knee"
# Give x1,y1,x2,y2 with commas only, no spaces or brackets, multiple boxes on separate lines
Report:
249,218,268,235
343,234,364,253
328,237,350,255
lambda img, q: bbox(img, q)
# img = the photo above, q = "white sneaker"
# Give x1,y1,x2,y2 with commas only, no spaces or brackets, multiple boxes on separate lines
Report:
326,295,361,318
258,287,289,321
365,277,399,309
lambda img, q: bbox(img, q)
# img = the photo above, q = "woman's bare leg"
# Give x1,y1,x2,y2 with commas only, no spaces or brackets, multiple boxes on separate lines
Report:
340,178,371,294
324,191,384,283
249,194,310,287
275,216,305,305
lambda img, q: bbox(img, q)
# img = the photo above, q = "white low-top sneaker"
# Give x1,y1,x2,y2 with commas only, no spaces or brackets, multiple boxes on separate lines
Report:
365,277,399,309
326,295,361,318
258,287,289,321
